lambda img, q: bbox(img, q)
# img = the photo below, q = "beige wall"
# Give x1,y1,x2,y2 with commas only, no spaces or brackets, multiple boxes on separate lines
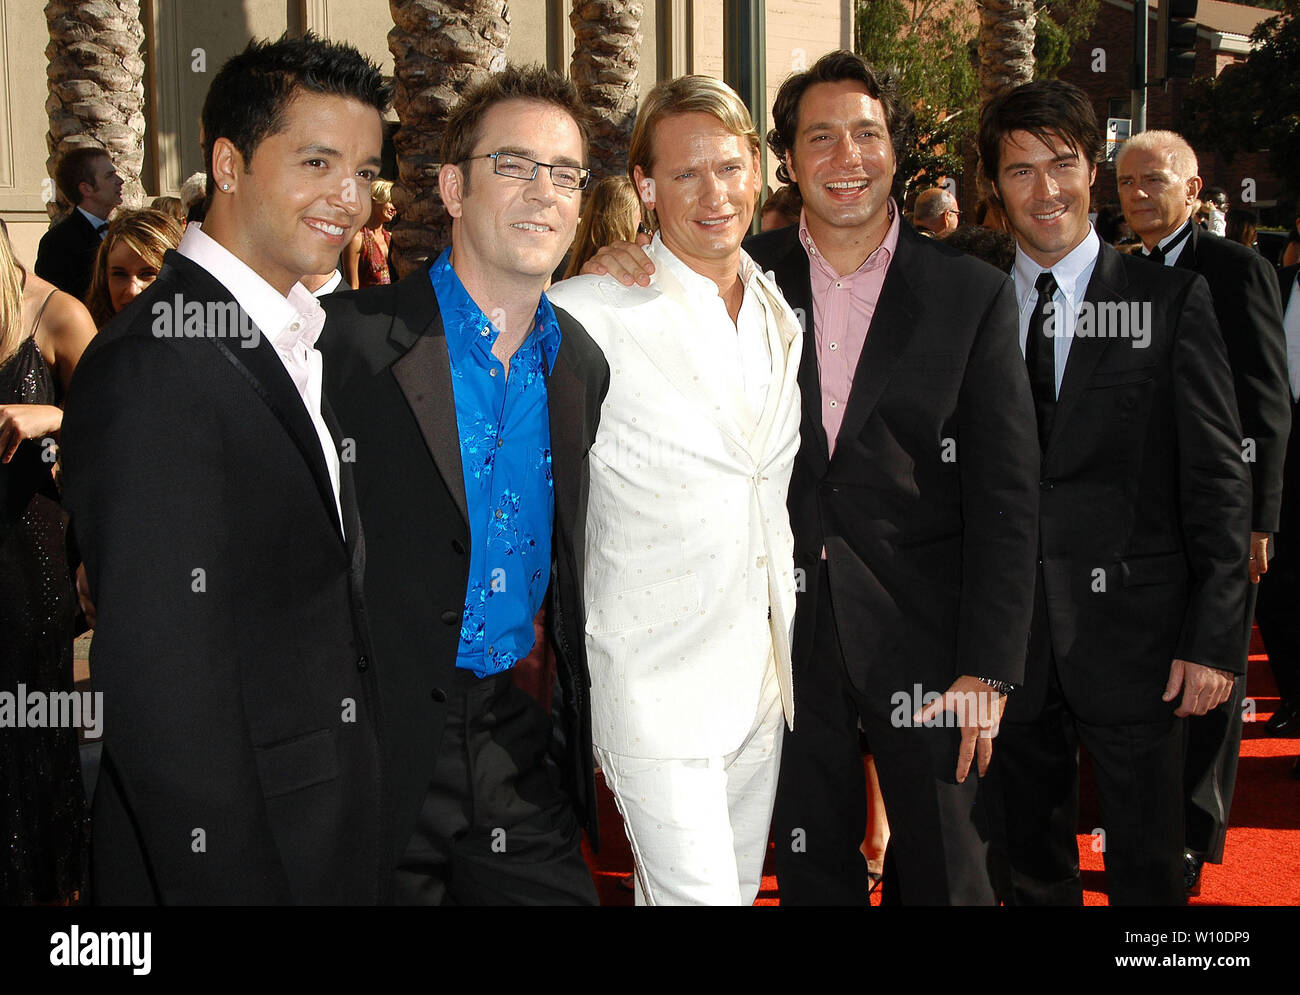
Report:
4,0,847,262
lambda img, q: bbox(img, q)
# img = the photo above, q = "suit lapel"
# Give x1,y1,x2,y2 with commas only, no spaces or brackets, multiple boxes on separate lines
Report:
766,229,829,472
387,273,470,527
548,311,586,549
1174,221,1201,274
168,252,344,543
832,224,920,464
1047,242,1128,458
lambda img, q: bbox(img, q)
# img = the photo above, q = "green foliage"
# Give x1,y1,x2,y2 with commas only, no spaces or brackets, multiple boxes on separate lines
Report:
853,0,978,199
1179,0,1300,194
1034,0,1101,79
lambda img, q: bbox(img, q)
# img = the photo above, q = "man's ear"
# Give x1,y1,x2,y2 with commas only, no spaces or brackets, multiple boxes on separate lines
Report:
210,137,242,196
1187,175,1204,205
439,162,465,219
783,150,799,185
632,165,655,210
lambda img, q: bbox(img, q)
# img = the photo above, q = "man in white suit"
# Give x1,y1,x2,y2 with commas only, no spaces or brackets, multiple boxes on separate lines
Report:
548,75,803,906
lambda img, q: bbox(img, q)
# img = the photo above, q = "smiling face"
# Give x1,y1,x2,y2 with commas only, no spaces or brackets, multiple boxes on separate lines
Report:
1116,145,1201,248
784,79,895,244
994,129,1096,268
441,98,584,292
634,111,760,276
106,240,159,314
207,90,384,295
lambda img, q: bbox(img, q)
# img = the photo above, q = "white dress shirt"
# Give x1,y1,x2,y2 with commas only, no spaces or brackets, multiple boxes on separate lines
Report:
1014,226,1101,397
177,224,344,531
1284,271,1300,404
78,205,109,238
1146,218,1194,267
653,236,773,433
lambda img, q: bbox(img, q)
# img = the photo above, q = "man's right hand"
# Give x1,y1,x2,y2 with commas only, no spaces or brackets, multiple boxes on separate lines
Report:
580,231,656,286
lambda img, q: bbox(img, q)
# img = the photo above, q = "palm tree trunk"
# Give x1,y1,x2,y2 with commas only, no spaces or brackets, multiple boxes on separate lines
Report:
570,0,644,182
977,0,1036,107
44,0,146,216
388,0,510,277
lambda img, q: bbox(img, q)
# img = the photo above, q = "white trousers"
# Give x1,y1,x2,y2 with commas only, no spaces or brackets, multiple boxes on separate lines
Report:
595,659,784,906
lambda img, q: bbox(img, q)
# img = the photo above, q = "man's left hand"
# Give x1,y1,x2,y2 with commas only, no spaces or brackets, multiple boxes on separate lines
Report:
913,675,1008,783
1163,658,1235,716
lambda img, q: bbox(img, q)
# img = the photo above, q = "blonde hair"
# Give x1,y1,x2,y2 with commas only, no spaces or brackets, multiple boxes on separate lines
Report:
85,209,183,328
371,179,394,205
626,75,761,230
0,218,25,364
564,176,641,280
1115,129,1199,182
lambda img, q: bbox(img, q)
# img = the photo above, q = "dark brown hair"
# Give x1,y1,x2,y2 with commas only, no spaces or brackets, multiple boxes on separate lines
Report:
54,147,110,206
84,209,183,328
767,50,903,189
978,79,1102,201
441,64,592,195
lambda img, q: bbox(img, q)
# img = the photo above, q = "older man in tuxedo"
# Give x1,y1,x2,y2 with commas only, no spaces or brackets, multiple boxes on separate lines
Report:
1115,130,1290,892
61,35,390,904
982,81,1251,905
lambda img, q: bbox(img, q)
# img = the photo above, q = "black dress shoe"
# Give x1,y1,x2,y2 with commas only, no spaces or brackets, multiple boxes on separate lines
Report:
1266,702,1300,736
1184,850,1204,898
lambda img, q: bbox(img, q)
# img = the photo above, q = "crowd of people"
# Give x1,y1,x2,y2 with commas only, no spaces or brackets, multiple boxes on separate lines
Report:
2,31,1298,907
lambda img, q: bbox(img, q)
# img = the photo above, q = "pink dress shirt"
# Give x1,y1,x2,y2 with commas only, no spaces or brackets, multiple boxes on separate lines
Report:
798,200,901,457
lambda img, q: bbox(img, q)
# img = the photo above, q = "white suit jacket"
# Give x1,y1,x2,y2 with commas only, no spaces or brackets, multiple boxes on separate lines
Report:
548,237,803,758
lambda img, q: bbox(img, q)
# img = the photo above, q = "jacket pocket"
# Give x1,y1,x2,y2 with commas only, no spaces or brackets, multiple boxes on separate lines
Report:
586,573,702,635
254,728,338,798
1119,551,1188,587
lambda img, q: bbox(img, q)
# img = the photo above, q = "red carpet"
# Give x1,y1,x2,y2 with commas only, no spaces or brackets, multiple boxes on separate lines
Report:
582,651,1300,906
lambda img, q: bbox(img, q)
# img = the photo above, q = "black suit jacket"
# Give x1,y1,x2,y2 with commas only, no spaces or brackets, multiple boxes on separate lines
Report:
319,270,609,866
745,221,1040,702
61,251,386,904
1275,264,1300,543
1175,223,1290,532
1013,241,1251,725
35,209,102,300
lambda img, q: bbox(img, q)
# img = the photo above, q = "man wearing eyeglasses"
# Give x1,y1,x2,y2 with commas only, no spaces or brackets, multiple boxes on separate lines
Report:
913,186,959,239
319,65,609,905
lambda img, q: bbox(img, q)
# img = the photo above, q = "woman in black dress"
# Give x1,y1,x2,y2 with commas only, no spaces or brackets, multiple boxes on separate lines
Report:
0,218,96,903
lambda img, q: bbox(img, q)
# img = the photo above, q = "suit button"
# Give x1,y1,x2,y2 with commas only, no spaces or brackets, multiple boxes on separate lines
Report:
451,538,467,554
356,655,369,672
431,687,447,703
1039,479,1054,490
441,609,461,626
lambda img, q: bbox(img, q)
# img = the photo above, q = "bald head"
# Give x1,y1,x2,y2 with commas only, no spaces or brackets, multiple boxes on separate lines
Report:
1115,129,1203,249
914,187,958,237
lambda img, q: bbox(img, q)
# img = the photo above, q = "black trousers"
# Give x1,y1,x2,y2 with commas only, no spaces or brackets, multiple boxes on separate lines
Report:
1184,583,1254,863
1255,535,1300,709
773,564,994,905
393,669,597,906
988,659,1187,906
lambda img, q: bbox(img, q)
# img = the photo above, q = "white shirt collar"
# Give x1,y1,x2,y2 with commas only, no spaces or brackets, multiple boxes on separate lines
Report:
311,270,345,298
177,224,324,351
1014,226,1101,309
651,231,763,299
77,206,109,231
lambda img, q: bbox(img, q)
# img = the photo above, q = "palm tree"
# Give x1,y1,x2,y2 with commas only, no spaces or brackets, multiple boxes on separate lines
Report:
570,0,644,182
44,0,146,215
388,0,510,277
977,0,1036,107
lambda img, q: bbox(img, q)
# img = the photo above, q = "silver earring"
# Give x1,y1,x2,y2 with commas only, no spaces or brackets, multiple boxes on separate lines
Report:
222,183,230,191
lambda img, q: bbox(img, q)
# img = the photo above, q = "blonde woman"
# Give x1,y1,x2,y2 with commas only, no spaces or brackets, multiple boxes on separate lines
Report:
0,218,97,903
84,209,183,329
562,175,640,280
344,178,396,288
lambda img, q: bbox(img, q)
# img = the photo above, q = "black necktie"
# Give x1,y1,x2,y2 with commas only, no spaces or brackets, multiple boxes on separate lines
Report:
1145,221,1192,264
95,222,108,239
1025,270,1059,449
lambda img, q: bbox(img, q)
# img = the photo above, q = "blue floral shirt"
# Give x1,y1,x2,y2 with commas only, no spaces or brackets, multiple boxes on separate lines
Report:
429,249,560,677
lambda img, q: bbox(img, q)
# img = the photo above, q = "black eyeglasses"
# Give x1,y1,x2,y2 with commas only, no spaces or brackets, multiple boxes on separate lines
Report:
461,152,591,191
